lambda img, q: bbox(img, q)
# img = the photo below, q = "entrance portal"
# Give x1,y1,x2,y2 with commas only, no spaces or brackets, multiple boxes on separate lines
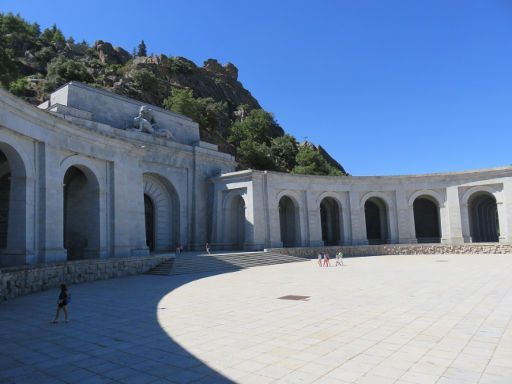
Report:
63,166,100,260
144,194,155,251
364,197,389,244
468,193,499,242
413,197,440,243
279,196,300,247
320,197,341,245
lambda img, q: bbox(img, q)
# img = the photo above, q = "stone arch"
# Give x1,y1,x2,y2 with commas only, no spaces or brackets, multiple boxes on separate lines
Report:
319,196,342,245
408,189,444,208
412,195,441,243
364,196,390,244
467,191,499,242
278,194,301,247
143,173,180,251
0,141,30,266
63,164,101,260
222,190,248,250
461,185,500,206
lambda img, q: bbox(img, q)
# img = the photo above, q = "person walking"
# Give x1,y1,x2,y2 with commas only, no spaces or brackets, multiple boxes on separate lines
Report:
53,284,70,323
336,251,344,266
317,253,323,267
206,242,211,255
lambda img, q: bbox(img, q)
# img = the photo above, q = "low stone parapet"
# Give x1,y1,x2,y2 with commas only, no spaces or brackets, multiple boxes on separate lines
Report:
0,255,172,301
269,243,512,258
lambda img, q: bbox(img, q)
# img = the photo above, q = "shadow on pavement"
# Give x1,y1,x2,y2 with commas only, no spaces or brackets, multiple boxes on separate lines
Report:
0,268,240,383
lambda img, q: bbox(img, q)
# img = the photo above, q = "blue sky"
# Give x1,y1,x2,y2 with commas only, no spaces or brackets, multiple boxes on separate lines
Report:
2,0,511,175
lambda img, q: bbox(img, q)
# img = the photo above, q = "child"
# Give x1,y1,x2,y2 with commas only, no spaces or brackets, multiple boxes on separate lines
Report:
53,284,69,323
336,251,344,266
323,253,330,267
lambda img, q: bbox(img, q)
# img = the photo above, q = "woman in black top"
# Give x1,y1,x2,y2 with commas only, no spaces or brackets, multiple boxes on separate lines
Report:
53,284,69,323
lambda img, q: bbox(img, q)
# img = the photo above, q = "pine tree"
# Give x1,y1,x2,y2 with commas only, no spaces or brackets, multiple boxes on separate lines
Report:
137,40,147,56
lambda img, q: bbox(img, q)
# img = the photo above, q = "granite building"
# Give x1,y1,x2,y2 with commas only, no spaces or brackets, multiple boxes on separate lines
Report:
0,82,510,267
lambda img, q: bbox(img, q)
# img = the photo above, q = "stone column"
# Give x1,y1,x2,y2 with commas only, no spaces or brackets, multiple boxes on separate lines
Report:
117,157,148,257
341,193,352,244
266,176,283,248
444,186,465,244
396,189,417,244
349,191,367,245
307,191,324,247
39,146,67,263
498,180,512,243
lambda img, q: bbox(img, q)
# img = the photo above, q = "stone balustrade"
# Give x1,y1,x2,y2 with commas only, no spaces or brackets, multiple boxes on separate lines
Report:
269,243,512,258
0,255,171,301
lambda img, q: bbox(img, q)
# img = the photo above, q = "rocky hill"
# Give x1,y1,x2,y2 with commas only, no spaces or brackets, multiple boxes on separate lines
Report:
0,12,347,175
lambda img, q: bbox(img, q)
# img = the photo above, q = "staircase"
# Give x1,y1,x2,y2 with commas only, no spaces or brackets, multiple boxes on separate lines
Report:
147,251,307,276
147,258,175,276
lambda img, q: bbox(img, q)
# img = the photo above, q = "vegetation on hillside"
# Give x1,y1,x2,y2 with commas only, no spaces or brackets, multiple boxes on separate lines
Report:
0,12,347,175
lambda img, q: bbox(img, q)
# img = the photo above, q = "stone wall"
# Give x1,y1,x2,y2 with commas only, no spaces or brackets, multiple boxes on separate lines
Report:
0,255,171,301
270,243,512,258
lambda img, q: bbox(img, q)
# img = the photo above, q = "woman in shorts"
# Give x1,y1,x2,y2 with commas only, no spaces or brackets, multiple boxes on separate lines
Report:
53,284,69,323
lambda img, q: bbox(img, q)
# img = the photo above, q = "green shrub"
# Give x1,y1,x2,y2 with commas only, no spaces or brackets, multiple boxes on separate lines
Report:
45,56,93,91
131,68,159,93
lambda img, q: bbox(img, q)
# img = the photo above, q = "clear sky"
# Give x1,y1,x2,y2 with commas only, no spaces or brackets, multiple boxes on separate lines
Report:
2,0,511,175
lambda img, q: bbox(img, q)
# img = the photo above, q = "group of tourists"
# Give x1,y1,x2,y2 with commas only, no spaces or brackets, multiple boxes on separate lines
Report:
317,251,344,267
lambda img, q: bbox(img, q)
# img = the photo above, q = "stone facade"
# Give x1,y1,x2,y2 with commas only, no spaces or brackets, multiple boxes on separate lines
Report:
0,255,171,301
210,168,512,250
1,81,511,273
0,82,235,267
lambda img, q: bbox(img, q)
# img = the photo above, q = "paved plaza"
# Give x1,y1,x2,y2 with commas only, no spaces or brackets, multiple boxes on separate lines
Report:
1,253,512,384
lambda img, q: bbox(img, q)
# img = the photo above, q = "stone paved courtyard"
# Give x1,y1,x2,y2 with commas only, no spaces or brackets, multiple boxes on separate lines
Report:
1,253,512,384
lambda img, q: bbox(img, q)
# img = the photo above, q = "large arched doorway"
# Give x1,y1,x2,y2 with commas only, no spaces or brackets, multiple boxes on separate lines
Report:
63,166,100,260
413,197,440,243
143,173,180,251
144,194,155,251
224,194,246,250
279,195,300,247
320,197,341,245
364,197,389,244
0,143,28,266
468,192,499,242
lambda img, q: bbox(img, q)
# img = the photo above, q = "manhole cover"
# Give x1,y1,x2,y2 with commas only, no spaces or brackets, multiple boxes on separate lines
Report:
277,295,310,301
436,260,448,262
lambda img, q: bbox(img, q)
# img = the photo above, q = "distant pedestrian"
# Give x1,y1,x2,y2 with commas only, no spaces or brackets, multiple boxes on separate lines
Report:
335,251,344,266
206,242,211,255
323,253,330,267
53,284,69,323
176,243,182,255
317,253,322,267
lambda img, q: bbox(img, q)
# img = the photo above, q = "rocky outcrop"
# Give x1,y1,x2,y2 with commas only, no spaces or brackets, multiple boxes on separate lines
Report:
1,10,347,174
94,40,131,65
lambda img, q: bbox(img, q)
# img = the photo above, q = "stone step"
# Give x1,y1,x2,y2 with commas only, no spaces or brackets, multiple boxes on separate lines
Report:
147,251,307,276
146,259,174,276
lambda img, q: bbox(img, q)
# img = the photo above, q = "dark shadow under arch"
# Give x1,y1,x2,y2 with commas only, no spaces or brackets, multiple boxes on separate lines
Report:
144,194,155,251
0,142,28,266
143,173,180,251
320,197,342,245
279,195,301,247
63,165,100,260
364,197,389,244
413,196,441,243
468,192,499,242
